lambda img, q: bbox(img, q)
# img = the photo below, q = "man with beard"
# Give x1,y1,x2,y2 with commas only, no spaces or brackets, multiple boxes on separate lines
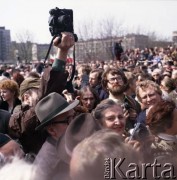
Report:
102,68,141,131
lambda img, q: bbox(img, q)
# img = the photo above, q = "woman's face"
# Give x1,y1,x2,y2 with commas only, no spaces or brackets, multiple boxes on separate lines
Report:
0,89,15,102
80,90,95,111
101,105,126,135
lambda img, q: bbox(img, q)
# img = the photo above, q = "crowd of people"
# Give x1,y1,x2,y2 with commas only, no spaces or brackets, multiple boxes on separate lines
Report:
0,31,177,179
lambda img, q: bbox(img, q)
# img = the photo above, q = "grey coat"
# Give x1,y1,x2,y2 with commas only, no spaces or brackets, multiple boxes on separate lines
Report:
34,136,70,180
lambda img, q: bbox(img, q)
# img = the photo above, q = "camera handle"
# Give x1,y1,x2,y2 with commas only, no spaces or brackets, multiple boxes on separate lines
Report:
44,33,78,65
44,35,57,65
73,34,78,42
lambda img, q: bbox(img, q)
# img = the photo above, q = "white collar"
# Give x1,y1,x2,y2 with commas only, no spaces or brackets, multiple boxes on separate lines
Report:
158,133,177,143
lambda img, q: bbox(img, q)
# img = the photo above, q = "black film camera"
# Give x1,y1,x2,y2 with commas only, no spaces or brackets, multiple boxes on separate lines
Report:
48,7,78,41
123,101,131,111
129,123,150,142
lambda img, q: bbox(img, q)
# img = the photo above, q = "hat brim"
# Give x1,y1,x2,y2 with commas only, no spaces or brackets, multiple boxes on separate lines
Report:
56,113,101,164
0,133,11,147
35,99,79,131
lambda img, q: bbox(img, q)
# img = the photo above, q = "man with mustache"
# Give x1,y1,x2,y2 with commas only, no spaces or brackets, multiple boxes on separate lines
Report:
102,68,141,131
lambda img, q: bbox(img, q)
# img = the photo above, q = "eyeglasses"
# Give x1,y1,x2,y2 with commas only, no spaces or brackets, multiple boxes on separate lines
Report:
107,76,123,84
51,117,70,125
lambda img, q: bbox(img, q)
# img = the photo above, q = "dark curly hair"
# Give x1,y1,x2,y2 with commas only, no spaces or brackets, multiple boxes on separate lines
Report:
101,68,128,91
146,100,176,135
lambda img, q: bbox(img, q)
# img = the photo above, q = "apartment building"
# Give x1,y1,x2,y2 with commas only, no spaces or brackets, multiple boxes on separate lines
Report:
172,31,177,46
0,27,11,62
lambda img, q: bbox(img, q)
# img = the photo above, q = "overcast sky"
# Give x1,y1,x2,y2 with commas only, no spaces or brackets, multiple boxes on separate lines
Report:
0,0,177,43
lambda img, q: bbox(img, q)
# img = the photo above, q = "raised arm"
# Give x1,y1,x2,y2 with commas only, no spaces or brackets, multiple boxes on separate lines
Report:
39,32,75,98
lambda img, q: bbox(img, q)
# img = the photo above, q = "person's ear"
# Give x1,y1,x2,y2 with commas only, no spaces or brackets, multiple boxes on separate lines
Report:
75,96,81,101
23,93,30,102
46,125,57,137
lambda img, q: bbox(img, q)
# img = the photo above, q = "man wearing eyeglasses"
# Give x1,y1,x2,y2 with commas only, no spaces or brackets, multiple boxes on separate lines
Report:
102,68,141,131
34,92,79,180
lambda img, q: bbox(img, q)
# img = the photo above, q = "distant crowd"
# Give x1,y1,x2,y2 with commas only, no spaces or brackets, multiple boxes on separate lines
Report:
0,32,177,180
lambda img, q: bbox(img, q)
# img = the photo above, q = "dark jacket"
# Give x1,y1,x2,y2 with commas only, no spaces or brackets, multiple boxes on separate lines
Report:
136,109,146,125
9,104,47,154
0,109,11,134
39,62,68,99
94,84,108,101
0,98,21,114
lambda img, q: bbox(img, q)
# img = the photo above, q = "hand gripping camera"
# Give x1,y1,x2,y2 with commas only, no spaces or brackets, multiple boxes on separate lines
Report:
129,123,150,142
48,7,78,42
